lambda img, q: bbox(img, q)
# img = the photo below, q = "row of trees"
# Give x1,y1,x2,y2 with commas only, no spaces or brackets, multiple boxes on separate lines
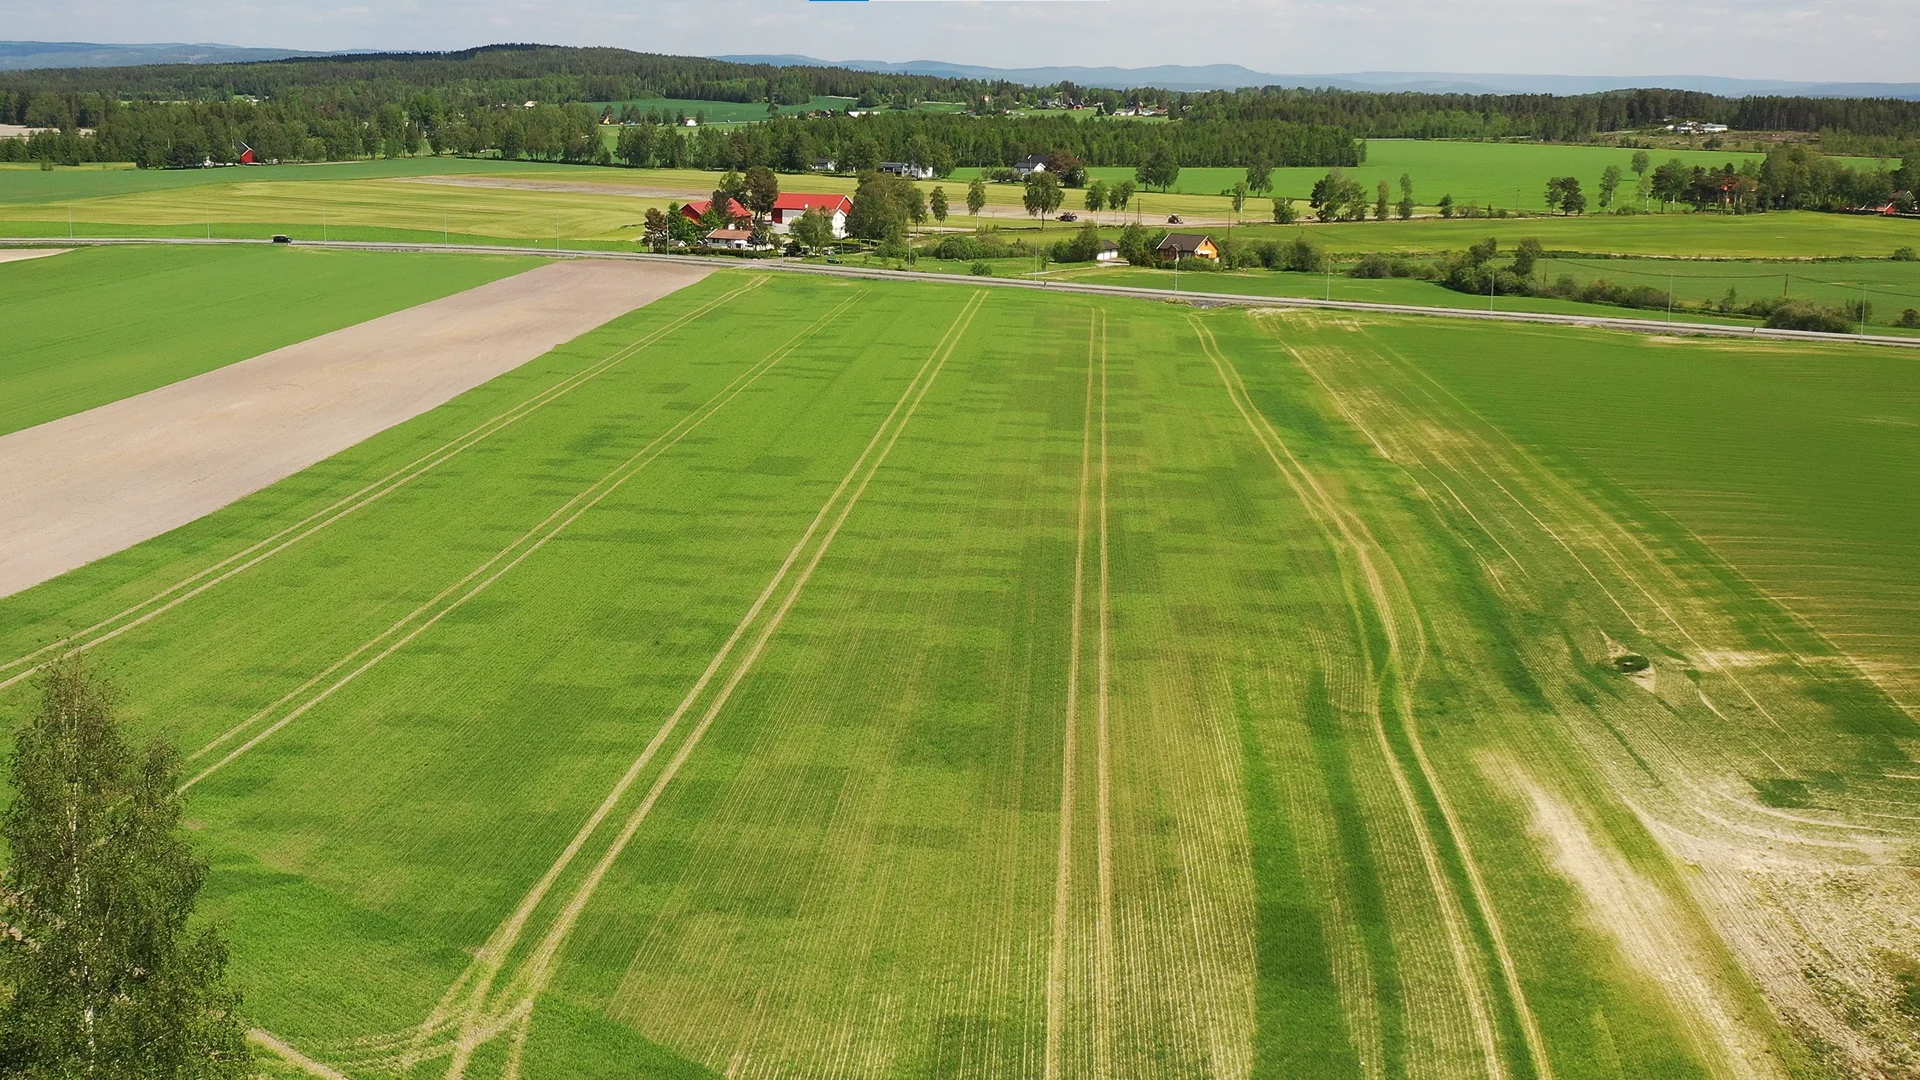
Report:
1303,171,1419,221
1180,85,1920,148
0,95,610,167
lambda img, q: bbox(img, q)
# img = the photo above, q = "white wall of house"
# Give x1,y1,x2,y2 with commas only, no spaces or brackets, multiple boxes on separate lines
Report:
771,207,849,238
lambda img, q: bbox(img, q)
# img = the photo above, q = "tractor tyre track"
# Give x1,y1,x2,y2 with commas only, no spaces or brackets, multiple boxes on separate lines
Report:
0,275,768,692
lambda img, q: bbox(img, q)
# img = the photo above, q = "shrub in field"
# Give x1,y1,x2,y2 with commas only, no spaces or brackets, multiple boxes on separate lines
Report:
1049,222,1106,264
1350,253,1393,278
970,261,991,276
1758,301,1853,333
1899,308,1920,328
1892,247,1917,261
1273,235,1325,273
1349,253,1427,279
1117,223,1163,266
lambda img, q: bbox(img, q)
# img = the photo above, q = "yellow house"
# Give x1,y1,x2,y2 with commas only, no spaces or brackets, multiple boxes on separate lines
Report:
1157,233,1219,260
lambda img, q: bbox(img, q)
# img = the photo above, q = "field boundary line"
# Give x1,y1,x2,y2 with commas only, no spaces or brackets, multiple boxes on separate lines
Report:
0,275,769,692
1191,315,1537,1080
176,287,857,793
403,290,989,1080
14,239,1920,350
1045,307,1100,1080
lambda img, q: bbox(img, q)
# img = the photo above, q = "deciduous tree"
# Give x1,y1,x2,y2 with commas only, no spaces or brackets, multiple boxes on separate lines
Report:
1245,154,1272,196
1085,179,1108,219
791,207,836,252
0,663,250,1080
1599,164,1622,208
744,165,779,223
1024,170,1064,227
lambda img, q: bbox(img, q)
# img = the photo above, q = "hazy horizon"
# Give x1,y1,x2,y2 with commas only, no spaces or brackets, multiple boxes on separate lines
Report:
1,0,1915,85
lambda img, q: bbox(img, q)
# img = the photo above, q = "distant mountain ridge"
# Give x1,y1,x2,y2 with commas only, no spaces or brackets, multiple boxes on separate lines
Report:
6,43,1917,100
717,54,1920,100
0,41,365,71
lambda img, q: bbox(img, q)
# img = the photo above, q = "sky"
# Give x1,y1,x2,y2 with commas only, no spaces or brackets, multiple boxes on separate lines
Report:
4,0,1918,83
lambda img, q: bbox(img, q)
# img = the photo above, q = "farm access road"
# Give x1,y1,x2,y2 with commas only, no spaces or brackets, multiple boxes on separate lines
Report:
0,258,711,598
8,237,1915,350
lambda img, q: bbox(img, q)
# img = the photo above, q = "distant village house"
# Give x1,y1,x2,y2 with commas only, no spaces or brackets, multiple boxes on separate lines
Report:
1157,233,1219,261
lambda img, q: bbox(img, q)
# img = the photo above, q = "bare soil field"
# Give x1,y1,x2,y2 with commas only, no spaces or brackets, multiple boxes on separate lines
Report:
0,247,69,264
0,259,711,597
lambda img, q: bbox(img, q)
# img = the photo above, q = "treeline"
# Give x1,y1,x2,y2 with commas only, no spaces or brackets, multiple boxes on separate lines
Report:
0,94,1362,173
3,45,1916,171
621,112,1361,172
1182,87,1920,144
0,45,1026,112
0,96,607,167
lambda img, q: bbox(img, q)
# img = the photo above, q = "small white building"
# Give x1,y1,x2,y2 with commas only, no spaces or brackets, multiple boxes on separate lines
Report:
878,162,934,180
704,228,768,251
1015,153,1050,178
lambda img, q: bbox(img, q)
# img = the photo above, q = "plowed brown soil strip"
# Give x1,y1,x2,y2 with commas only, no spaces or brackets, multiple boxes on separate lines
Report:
0,259,711,598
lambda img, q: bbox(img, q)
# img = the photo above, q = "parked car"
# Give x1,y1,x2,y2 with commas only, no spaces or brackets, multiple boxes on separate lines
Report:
271,234,292,244
1058,212,1078,222
1167,215,1183,224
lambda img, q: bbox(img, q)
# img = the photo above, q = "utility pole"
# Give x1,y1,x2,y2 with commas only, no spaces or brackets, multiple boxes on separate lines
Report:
1668,269,1675,322
1860,282,1869,334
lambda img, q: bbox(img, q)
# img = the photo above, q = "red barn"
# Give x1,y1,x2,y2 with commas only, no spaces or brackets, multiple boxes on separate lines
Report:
679,198,749,225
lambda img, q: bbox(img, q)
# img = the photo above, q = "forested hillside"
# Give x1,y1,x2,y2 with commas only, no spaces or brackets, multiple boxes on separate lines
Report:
0,44,1912,174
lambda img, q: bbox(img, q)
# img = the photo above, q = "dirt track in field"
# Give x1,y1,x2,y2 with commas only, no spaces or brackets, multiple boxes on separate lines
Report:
0,248,69,264
0,259,712,598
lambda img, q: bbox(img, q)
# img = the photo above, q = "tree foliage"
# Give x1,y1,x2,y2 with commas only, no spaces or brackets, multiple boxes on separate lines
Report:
0,663,250,1080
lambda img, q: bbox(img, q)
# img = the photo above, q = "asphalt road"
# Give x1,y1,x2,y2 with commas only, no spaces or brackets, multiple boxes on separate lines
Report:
9,236,1918,349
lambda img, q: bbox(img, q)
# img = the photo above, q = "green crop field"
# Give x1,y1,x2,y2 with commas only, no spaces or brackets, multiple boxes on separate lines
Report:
8,146,1917,261
589,97,857,124
967,140,1883,207
1,263,1913,1079
0,244,544,435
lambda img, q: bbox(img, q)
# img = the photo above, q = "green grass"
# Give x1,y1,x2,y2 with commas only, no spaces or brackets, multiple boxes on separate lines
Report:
0,244,543,434
588,96,856,124
1,267,1911,1078
1059,140,1883,207
0,156,574,206
11,149,1917,261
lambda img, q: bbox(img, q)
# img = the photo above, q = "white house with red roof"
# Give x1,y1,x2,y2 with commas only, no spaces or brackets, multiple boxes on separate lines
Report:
770,193,853,238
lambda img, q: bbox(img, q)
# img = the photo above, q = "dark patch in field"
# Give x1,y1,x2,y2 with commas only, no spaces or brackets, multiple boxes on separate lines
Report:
1750,776,1813,808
